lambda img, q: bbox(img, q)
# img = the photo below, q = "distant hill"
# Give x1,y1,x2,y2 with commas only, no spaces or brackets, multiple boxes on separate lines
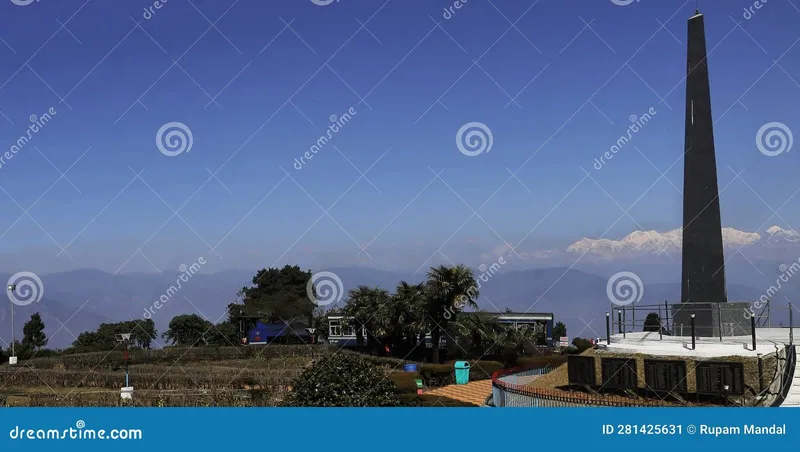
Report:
0,266,783,349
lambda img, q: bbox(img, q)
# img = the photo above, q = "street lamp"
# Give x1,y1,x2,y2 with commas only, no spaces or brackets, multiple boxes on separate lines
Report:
723,384,730,407
6,284,15,363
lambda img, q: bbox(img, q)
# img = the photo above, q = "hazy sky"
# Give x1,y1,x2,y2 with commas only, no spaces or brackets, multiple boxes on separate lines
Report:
0,0,798,275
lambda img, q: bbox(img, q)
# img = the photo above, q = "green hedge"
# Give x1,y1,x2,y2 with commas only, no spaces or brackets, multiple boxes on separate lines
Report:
516,355,568,368
419,360,504,387
387,372,422,394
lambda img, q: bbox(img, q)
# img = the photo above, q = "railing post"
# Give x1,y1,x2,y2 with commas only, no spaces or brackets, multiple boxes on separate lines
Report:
717,303,723,342
789,302,794,346
617,310,622,335
606,313,610,344
751,315,757,351
664,301,670,332
632,305,636,333
658,303,663,340
690,314,696,350
622,307,627,339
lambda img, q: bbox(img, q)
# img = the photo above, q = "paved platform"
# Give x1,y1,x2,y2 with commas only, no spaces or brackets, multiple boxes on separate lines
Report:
782,361,800,408
600,329,798,358
424,379,492,406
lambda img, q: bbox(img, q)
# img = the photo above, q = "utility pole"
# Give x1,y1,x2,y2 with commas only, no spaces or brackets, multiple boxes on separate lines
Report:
6,284,15,363
117,333,133,400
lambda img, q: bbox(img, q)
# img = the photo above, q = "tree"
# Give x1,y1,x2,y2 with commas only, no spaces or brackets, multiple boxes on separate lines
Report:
343,285,392,354
236,265,316,324
72,320,157,351
571,337,593,352
643,313,661,332
206,322,238,346
425,264,479,363
22,313,47,349
553,321,567,339
162,314,213,347
391,281,429,358
285,353,399,407
453,311,502,358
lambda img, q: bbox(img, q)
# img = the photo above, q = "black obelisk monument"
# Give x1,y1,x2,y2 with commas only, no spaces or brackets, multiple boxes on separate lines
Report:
672,10,751,337
681,10,727,305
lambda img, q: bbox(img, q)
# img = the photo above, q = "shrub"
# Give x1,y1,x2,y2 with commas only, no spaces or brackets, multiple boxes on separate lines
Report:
388,371,421,394
285,353,400,406
419,360,504,387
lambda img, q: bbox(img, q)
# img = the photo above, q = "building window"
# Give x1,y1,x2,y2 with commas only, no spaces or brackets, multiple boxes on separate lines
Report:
329,320,341,337
344,323,356,337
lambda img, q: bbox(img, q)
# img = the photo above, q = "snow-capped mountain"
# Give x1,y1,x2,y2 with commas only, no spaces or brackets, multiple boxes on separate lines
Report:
564,226,795,259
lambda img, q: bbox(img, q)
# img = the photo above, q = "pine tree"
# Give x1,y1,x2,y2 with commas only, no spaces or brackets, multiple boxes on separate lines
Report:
22,313,48,349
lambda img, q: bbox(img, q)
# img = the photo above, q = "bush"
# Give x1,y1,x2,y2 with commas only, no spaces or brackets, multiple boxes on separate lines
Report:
388,371,421,394
285,353,400,406
516,355,568,368
419,360,504,387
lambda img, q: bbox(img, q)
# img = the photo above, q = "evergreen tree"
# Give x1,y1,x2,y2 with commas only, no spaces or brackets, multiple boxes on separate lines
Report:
22,313,48,349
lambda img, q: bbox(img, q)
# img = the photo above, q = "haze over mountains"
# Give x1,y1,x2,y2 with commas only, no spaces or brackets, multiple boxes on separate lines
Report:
2,224,799,349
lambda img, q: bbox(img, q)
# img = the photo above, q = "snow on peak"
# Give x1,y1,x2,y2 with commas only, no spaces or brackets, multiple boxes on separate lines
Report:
566,227,761,257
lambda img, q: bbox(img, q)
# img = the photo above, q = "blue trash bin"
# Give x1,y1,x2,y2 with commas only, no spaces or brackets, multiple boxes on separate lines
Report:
454,361,470,385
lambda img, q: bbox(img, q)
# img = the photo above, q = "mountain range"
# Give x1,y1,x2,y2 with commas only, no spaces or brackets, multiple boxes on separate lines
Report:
2,261,797,349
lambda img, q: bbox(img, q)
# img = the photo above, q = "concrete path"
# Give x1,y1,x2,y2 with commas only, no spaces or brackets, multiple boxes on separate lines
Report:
781,360,800,407
424,379,492,406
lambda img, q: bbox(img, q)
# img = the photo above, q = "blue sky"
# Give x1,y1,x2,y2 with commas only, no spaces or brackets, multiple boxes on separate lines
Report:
0,0,798,274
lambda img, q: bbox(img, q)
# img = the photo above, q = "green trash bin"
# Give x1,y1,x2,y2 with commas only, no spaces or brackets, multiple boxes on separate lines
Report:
454,361,470,385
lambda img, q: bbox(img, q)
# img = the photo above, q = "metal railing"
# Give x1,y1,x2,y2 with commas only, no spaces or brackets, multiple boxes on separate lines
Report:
490,365,664,407
606,300,795,347
772,345,797,407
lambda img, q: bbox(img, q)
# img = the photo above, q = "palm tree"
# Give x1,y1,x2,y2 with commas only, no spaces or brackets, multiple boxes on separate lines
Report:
425,264,479,363
453,310,502,358
392,281,428,357
343,286,392,354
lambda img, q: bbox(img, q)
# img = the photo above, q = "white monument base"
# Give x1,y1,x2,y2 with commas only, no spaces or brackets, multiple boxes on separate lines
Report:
120,387,134,400
8,356,17,365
